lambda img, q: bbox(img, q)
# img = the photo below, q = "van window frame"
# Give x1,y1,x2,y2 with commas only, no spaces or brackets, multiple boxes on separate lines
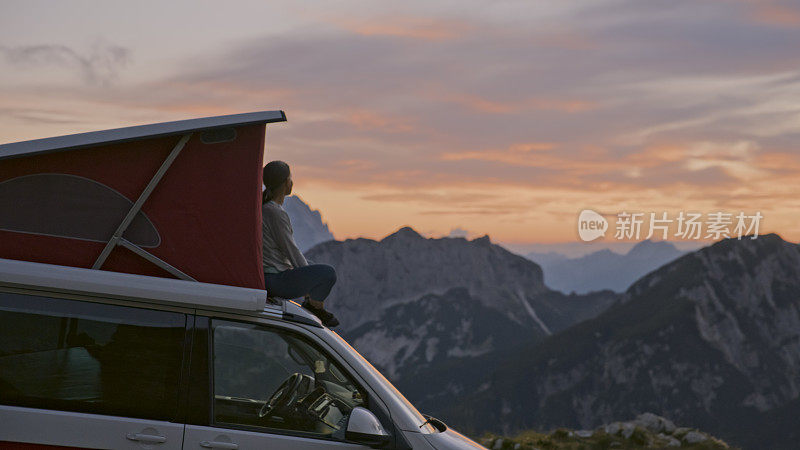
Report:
190,310,399,445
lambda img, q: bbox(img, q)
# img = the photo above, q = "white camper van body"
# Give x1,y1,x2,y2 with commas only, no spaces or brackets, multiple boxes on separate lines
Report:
0,258,484,450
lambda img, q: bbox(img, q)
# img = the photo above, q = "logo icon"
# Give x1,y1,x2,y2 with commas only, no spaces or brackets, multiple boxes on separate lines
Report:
578,209,608,241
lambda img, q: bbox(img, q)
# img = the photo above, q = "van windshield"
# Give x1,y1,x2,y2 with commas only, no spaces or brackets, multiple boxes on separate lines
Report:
320,328,438,433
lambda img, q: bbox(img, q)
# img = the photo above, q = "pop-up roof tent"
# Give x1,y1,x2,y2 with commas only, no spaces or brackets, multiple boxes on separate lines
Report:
0,111,286,290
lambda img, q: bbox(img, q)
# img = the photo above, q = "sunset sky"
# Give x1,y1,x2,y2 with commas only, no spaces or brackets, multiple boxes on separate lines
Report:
2,0,799,255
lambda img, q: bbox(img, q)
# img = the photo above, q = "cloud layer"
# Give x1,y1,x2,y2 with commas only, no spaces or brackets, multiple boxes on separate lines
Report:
1,0,798,243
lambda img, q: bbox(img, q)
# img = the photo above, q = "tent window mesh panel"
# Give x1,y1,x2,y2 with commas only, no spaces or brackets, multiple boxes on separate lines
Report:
0,173,161,247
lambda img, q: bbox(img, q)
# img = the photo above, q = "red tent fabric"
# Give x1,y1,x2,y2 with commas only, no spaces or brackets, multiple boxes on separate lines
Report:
0,111,286,290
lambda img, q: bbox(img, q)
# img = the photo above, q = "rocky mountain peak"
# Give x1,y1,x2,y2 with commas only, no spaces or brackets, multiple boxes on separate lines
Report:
626,233,795,300
306,226,558,329
381,225,424,242
470,234,492,246
282,195,335,252
626,239,678,258
704,232,785,257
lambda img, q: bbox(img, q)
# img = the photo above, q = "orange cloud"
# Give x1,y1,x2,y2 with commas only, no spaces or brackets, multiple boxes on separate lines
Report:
509,142,556,152
439,142,623,177
754,150,800,171
345,109,415,133
731,0,800,26
752,3,800,26
439,92,597,114
333,159,379,173
627,143,687,164
329,15,474,41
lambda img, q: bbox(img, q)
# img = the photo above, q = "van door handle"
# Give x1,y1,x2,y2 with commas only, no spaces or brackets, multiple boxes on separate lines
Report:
199,441,239,449
126,432,167,444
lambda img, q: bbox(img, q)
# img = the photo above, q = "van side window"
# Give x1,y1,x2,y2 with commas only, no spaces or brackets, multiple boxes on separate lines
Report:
0,291,186,421
211,320,366,439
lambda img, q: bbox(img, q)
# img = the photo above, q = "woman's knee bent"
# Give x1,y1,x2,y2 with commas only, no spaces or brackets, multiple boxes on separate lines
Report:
322,264,337,284
307,263,336,284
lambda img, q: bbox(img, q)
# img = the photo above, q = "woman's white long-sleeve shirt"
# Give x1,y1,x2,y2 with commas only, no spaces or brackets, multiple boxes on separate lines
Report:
262,200,308,273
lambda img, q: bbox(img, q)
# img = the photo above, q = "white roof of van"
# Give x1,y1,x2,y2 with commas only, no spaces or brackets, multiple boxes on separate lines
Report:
0,257,268,312
0,257,323,327
0,110,286,160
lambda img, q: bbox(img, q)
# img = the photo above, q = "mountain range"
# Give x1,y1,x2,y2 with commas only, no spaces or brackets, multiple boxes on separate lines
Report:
305,226,619,384
526,240,687,294
289,197,799,449
435,233,800,450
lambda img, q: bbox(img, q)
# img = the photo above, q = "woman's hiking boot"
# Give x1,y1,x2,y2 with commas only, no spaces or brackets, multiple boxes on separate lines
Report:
302,300,340,327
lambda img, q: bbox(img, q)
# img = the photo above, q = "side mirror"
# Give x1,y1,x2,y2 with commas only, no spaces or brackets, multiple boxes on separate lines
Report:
346,407,391,448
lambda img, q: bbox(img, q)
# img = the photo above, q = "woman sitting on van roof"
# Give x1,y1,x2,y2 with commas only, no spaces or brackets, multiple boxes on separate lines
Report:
261,161,339,327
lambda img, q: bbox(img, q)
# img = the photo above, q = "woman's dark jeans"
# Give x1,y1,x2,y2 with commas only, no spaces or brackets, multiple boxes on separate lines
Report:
264,264,337,303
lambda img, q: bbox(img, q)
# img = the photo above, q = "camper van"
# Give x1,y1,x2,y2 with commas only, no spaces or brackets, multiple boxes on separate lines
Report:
0,112,484,449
